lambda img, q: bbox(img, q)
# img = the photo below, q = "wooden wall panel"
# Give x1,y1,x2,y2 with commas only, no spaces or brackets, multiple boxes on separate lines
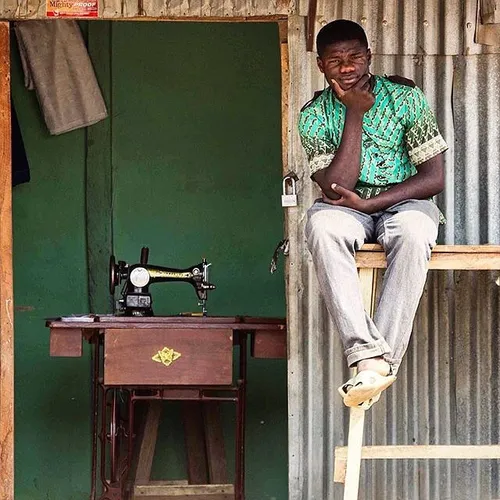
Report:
0,21,14,500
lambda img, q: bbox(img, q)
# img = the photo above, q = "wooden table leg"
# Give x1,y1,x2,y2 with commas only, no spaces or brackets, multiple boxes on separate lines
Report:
91,337,100,500
235,333,248,500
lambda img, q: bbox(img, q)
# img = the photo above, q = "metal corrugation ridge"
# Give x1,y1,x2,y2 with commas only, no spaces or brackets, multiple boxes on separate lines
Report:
452,54,500,244
450,269,500,499
372,54,500,245
287,12,500,499
305,0,500,56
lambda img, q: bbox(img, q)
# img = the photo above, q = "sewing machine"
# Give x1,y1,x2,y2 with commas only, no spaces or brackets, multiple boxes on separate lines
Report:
109,247,216,316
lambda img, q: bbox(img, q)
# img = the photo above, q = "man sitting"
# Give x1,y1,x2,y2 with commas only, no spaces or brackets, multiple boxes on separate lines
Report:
299,19,448,408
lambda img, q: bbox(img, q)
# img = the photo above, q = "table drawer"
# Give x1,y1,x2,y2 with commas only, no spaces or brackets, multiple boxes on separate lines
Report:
104,328,233,386
251,330,287,359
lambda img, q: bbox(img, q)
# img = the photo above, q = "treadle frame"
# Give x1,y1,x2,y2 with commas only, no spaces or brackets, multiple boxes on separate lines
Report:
46,316,286,500
335,244,500,500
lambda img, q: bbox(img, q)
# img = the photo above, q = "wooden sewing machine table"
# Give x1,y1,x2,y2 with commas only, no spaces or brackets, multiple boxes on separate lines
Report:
46,315,287,500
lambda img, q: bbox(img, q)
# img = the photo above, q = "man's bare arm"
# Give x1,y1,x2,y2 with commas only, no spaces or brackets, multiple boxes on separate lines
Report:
364,153,444,213
321,153,444,213
312,75,374,200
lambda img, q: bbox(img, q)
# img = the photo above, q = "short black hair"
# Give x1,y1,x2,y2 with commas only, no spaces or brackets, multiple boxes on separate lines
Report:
316,19,369,57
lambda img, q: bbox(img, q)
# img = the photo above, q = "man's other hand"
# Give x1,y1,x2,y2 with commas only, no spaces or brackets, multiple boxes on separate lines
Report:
322,184,373,213
331,75,375,114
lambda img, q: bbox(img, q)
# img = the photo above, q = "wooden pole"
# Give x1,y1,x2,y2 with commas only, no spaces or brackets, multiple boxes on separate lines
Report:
342,268,378,500
279,20,288,175
0,20,14,500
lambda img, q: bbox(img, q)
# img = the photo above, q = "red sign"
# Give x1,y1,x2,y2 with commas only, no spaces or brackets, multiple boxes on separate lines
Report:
46,0,98,17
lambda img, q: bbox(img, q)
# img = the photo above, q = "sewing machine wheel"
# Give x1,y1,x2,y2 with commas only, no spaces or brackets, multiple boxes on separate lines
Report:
109,255,119,295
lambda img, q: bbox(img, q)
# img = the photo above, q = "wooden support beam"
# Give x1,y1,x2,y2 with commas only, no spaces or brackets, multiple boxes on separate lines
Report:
341,268,378,499
182,402,208,485
133,482,234,498
335,444,500,485
134,401,162,483
336,444,500,461
202,403,228,484
279,20,289,175
305,0,318,52
341,408,365,497
0,21,13,500
356,244,500,270
358,268,378,317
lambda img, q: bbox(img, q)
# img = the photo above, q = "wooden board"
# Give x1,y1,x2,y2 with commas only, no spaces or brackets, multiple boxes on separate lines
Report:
203,403,228,484
132,494,232,500
251,330,287,358
161,389,201,399
49,328,83,356
0,21,13,500
356,244,500,270
134,401,162,483
104,328,233,385
361,244,500,253
279,20,289,173
182,402,208,485
335,444,500,460
133,482,234,498
96,315,286,331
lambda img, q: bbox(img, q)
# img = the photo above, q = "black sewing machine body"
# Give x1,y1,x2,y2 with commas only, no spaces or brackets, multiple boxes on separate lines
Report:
109,247,215,317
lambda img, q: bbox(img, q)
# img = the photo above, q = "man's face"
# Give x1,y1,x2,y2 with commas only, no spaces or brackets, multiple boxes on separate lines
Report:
317,39,371,92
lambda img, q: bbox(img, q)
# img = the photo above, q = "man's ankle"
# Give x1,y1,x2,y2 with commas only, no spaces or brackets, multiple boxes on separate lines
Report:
356,357,390,376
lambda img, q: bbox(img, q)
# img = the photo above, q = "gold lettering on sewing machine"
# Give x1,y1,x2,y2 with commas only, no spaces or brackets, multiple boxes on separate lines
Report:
149,270,192,279
152,347,182,367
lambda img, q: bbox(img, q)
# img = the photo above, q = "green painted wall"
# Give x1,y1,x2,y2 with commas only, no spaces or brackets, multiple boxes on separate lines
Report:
11,31,92,500
12,21,286,500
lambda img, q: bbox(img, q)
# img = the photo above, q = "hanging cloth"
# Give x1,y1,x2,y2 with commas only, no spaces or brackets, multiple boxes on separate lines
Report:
14,20,108,135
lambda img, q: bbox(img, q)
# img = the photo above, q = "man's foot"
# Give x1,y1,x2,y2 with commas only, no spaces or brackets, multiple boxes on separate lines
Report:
342,370,396,407
356,357,391,376
337,357,395,409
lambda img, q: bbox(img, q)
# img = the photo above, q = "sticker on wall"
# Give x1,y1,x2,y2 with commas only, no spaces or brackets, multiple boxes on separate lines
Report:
152,346,182,367
46,0,98,17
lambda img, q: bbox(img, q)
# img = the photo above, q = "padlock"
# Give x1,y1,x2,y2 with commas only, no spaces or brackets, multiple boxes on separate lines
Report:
281,177,298,207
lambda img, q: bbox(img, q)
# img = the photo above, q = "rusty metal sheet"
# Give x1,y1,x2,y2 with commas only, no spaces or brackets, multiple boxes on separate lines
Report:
1,0,291,18
298,0,500,56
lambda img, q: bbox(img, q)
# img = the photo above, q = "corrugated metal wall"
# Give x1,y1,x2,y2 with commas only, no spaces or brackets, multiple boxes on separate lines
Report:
286,1,500,499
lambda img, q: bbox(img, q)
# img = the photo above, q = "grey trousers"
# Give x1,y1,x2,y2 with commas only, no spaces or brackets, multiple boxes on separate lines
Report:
305,199,440,374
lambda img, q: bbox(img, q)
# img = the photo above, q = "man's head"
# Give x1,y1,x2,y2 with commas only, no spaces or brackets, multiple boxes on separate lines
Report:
316,20,371,91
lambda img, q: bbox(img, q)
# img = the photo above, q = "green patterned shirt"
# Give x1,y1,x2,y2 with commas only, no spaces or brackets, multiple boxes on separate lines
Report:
298,76,448,200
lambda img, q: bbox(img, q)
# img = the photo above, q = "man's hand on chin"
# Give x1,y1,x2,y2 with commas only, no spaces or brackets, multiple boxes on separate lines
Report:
321,184,373,214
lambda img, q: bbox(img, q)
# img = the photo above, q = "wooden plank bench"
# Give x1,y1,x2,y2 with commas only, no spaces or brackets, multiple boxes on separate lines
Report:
335,244,500,500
